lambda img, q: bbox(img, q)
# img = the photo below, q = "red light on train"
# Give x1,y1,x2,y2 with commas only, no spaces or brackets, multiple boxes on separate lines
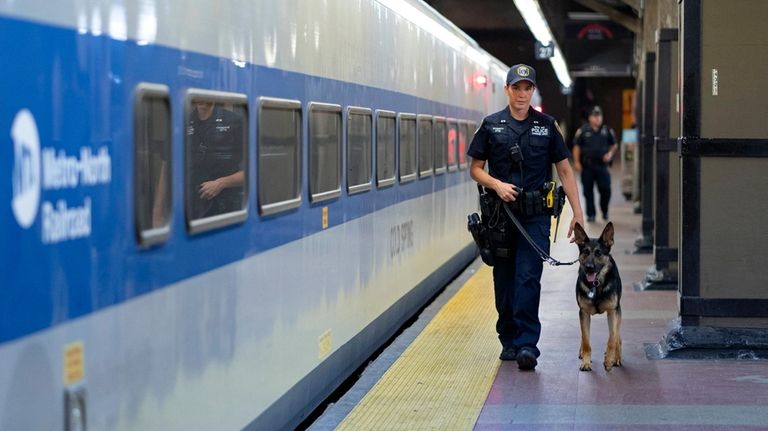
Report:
474,74,488,87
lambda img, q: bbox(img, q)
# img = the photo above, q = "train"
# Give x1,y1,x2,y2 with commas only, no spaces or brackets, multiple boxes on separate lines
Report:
1,1,511,429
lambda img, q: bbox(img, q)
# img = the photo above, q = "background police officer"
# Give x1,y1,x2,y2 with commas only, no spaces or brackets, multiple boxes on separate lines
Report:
467,64,584,371
572,105,618,222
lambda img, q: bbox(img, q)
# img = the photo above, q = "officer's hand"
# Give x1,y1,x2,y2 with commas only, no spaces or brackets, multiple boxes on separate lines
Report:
602,151,614,164
574,161,582,173
568,215,586,243
493,180,520,202
199,179,224,200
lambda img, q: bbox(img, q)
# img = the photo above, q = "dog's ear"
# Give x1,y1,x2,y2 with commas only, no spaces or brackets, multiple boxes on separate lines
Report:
573,222,588,246
599,222,615,250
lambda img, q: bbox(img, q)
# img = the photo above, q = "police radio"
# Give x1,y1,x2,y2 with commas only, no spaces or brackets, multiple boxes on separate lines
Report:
509,143,524,164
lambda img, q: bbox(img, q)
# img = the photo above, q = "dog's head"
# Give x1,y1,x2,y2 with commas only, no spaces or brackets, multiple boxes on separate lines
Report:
573,222,614,285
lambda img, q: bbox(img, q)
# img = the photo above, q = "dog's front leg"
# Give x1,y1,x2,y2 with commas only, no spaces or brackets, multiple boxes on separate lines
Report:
579,310,592,371
604,308,622,371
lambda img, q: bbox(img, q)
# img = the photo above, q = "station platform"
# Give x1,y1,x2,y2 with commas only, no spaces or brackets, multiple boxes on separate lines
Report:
308,170,768,431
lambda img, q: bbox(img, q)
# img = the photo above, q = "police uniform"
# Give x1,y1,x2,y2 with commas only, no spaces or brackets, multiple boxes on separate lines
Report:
573,117,616,220
467,84,570,360
187,105,245,219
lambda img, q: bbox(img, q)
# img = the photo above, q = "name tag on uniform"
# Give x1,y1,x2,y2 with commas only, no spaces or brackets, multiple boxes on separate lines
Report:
531,125,549,136
492,127,505,133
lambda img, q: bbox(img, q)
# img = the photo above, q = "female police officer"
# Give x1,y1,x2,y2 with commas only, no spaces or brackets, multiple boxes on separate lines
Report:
467,64,584,370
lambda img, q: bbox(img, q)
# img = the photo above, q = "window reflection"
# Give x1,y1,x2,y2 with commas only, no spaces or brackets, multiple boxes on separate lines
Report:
447,121,458,169
135,87,171,244
399,115,417,181
310,105,342,201
348,110,372,192
418,116,433,177
376,112,396,187
434,119,447,173
186,98,247,221
259,101,302,212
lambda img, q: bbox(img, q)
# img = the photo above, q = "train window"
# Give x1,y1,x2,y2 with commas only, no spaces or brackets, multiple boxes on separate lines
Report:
258,97,302,216
134,84,171,246
433,117,447,175
376,110,396,188
459,121,471,169
309,103,342,202
399,113,417,183
447,119,458,171
418,115,433,178
347,107,372,194
185,90,248,234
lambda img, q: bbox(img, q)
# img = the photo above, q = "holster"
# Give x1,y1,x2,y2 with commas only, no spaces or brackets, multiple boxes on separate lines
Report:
467,212,495,266
467,187,515,266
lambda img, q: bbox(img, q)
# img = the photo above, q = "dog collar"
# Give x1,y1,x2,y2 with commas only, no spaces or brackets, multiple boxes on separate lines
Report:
586,279,599,299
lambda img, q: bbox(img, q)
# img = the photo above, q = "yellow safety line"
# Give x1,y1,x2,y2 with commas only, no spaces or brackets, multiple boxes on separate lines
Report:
336,266,500,431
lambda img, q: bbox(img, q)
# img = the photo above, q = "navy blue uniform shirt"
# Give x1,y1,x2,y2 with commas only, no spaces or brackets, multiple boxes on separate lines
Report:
467,106,570,191
572,123,616,162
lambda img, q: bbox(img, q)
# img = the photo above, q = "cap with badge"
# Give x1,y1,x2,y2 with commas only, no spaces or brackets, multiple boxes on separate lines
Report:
589,105,603,116
506,64,536,87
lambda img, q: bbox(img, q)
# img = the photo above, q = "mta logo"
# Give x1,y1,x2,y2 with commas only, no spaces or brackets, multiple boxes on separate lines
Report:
11,109,41,228
517,66,530,77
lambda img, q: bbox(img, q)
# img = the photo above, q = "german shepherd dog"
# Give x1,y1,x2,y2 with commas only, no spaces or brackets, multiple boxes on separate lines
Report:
573,222,622,371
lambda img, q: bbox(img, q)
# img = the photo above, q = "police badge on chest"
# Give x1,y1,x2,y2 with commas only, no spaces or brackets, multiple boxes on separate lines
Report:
531,125,549,136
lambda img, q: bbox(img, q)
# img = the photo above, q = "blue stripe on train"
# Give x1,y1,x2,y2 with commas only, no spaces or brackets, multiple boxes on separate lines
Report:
0,15,482,343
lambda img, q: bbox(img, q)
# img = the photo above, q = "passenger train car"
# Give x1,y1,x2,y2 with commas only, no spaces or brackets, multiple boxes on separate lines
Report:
1,1,510,429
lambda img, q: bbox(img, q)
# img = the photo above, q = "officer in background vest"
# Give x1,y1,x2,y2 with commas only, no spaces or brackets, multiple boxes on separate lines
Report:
467,64,584,371
572,105,618,222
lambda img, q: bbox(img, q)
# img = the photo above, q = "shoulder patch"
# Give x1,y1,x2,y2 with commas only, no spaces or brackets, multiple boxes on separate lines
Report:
554,121,564,137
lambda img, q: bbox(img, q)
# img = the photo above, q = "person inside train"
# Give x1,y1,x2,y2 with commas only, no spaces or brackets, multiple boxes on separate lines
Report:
186,100,246,219
572,105,618,222
467,64,584,371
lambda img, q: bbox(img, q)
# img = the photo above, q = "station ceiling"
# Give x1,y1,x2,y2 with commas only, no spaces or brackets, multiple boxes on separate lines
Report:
425,0,640,101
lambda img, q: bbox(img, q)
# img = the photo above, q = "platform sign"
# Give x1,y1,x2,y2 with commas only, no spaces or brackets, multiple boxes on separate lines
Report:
535,41,554,60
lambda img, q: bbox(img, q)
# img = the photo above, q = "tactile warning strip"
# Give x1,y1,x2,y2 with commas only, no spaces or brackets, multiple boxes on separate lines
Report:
335,265,500,431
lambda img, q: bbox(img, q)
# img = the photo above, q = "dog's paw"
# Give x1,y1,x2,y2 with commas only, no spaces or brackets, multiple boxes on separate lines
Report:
579,361,592,371
604,354,622,371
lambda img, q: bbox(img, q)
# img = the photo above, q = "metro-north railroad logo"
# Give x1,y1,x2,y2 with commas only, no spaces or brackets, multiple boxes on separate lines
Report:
11,109,41,228
517,66,531,77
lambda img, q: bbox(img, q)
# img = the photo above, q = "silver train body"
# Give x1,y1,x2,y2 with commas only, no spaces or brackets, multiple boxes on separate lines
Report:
0,1,509,429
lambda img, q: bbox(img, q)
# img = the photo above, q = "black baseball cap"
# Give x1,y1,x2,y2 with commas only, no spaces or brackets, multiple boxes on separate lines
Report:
506,64,536,86
589,105,603,116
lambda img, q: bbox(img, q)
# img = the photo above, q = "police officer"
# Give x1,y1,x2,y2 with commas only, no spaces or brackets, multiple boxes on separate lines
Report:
467,64,584,370
572,105,618,222
187,101,246,219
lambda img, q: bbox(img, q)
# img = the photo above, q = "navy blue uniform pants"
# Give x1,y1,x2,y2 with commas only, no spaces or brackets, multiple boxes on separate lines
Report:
492,214,550,357
581,162,611,219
